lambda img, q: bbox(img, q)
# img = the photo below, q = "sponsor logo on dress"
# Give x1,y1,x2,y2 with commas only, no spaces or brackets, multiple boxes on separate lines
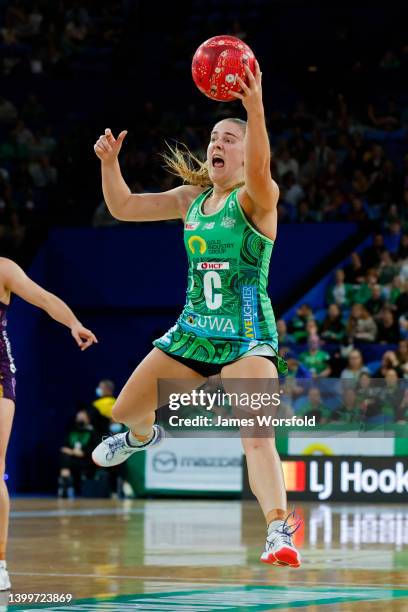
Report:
221,217,236,229
2,330,16,374
206,239,234,254
185,222,200,230
186,313,236,334
241,285,259,339
188,235,207,254
202,222,215,230
197,262,230,270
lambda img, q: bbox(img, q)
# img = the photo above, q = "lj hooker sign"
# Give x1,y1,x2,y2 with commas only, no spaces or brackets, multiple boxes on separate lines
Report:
279,456,408,502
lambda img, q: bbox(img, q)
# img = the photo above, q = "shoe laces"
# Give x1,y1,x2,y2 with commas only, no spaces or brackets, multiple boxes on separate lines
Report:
102,433,134,460
267,510,302,550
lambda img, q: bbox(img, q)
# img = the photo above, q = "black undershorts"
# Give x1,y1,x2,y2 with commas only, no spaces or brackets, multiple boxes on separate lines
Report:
162,351,279,378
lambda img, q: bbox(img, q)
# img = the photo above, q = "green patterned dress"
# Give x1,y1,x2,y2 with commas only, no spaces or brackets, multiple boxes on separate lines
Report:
153,187,286,374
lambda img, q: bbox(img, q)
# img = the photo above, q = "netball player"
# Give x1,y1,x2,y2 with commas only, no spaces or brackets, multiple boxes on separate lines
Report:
92,62,301,567
0,258,97,590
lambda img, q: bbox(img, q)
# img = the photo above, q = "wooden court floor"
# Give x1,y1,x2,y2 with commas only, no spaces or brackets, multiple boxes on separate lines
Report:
2,498,407,611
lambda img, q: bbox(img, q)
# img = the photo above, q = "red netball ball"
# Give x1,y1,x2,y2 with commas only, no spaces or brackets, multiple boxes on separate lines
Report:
192,35,256,102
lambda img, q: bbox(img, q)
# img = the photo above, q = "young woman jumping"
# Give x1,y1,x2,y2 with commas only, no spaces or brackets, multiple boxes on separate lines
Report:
92,62,301,568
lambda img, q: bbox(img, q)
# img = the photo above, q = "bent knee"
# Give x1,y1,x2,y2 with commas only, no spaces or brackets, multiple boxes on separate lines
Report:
0,458,5,477
111,402,138,423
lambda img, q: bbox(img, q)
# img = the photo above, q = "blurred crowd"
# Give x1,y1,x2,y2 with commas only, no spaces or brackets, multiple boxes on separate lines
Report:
0,1,407,261
281,227,408,423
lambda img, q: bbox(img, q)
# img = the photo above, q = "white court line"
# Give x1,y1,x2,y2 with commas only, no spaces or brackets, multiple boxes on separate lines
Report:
10,572,406,590
10,508,144,518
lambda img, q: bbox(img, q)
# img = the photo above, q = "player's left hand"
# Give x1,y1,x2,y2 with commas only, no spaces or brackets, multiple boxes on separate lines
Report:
229,61,263,114
71,323,98,351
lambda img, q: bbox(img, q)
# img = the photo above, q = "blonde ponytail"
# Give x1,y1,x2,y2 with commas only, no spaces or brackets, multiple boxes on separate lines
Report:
162,142,212,187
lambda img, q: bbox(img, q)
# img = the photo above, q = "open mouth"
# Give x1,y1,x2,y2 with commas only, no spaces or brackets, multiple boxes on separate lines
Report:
212,156,225,168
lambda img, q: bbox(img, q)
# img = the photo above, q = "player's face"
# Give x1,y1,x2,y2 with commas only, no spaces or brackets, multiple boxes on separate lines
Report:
207,120,245,186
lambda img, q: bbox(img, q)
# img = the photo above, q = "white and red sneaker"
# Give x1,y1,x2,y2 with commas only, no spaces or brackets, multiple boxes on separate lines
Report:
261,512,301,567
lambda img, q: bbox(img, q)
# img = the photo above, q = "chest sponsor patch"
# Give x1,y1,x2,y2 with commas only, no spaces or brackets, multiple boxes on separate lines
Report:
197,262,230,270
185,221,200,230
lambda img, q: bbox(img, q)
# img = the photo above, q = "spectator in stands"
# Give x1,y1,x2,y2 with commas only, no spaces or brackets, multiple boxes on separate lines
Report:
298,335,331,378
281,171,304,207
377,308,400,343
378,251,399,285
386,221,402,254
396,340,408,378
378,369,403,421
387,275,402,307
355,372,380,416
347,195,367,222
288,304,314,343
347,303,377,343
340,349,369,381
327,269,353,307
89,379,117,436
331,388,363,424
373,350,401,377
394,280,408,318
276,147,299,180
276,319,295,348
365,284,385,318
305,319,319,339
297,387,331,424
353,268,380,304
297,199,315,223
344,252,365,284
362,234,385,269
285,351,312,379
58,409,97,498
320,303,346,343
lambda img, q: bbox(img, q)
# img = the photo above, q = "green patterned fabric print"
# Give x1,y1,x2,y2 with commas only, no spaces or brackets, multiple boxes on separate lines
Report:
153,188,284,372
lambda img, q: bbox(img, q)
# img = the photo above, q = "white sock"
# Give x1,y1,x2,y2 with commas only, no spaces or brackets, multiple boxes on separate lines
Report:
126,428,154,447
0,560,6,569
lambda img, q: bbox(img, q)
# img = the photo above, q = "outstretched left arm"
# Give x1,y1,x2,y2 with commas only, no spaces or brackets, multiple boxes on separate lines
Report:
230,62,279,223
2,259,97,351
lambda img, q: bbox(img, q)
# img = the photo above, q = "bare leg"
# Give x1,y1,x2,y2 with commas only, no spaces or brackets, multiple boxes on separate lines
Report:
0,399,15,560
221,357,286,521
112,348,206,437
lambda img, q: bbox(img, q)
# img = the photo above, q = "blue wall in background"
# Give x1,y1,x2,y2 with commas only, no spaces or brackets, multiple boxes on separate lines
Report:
7,222,358,492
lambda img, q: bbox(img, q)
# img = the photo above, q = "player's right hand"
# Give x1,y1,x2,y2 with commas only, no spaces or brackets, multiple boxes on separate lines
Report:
94,128,127,163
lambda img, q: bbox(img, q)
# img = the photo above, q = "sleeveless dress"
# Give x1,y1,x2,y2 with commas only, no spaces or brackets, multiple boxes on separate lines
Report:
0,301,17,401
153,187,287,375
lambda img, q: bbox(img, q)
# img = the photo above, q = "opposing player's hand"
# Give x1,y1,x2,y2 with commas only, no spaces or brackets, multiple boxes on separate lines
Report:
229,61,263,114
94,128,127,164
71,323,98,351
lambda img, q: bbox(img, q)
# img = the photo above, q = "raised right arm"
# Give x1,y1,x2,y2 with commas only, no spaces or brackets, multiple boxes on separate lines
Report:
94,129,202,222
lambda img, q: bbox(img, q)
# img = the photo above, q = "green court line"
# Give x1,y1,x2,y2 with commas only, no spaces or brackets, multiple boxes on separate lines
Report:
7,584,408,611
